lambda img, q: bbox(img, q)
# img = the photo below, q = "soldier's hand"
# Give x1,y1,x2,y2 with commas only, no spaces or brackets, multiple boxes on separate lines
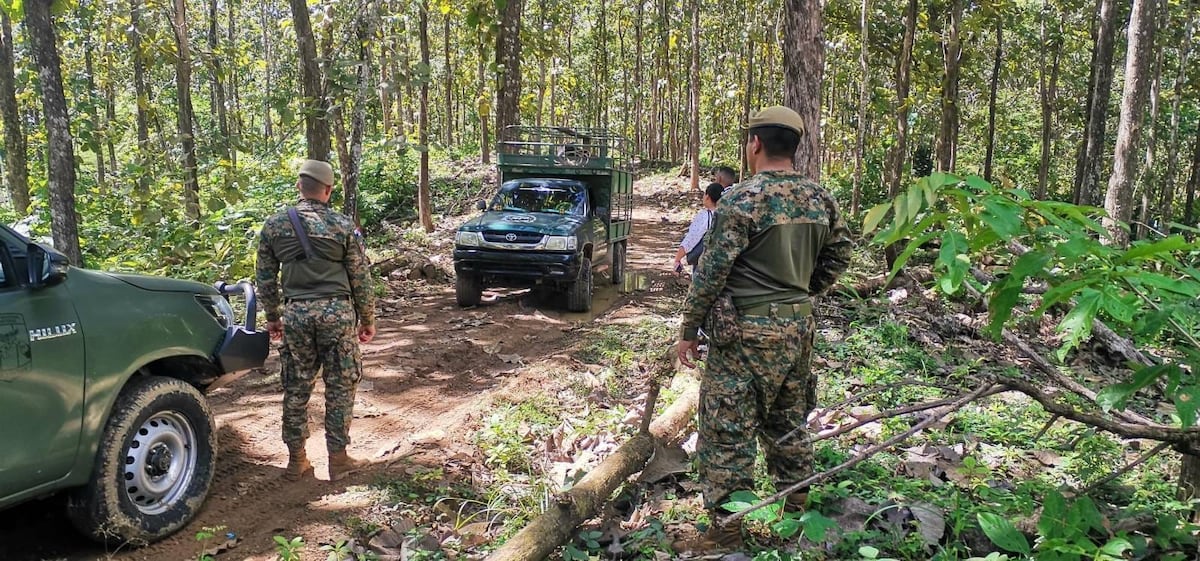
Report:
266,319,284,341
677,339,700,369
358,324,377,344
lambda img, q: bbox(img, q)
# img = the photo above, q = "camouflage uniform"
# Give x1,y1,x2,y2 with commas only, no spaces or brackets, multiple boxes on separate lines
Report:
679,170,852,511
256,198,375,454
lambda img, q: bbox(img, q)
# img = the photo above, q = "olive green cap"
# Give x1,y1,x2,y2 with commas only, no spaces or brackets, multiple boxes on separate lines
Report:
746,105,805,136
298,159,335,186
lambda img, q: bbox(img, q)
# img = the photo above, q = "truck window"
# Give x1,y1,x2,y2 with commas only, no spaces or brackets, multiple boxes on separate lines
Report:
490,181,586,216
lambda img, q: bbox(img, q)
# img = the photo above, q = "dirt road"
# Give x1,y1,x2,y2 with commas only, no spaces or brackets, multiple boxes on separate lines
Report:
0,182,696,561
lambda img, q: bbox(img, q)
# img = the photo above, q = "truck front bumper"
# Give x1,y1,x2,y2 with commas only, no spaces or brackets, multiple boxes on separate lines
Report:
213,281,269,373
454,248,582,283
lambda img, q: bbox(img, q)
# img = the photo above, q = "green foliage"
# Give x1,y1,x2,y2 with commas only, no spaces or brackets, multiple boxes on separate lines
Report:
721,490,839,543
273,535,305,561
867,174,1200,426
357,143,418,228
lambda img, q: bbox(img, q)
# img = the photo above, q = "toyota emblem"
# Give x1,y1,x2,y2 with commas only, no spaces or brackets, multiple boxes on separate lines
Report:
505,233,518,242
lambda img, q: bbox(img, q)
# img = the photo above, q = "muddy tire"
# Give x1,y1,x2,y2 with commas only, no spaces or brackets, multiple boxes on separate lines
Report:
456,273,483,307
610,242,626,285
67,376,216,545
566,258,593,312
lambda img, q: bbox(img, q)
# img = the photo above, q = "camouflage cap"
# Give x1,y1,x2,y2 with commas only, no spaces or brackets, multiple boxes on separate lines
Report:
746,106,805,136
298,159,335,186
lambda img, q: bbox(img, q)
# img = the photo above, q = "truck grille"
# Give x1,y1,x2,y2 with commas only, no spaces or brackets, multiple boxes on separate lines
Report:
483,231,545,244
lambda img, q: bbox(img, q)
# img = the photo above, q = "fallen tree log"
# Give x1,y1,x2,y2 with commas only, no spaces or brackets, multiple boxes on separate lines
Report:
486,383,699,561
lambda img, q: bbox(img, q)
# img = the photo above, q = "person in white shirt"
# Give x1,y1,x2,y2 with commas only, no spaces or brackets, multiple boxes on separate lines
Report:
674,182,725,273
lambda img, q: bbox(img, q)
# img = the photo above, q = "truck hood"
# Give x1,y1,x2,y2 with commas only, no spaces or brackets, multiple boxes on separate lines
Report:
99,271,217,294
458,211,585,236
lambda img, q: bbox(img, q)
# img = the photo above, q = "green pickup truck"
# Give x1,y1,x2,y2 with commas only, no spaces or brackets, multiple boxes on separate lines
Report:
453,127,633,312
0,225,268,544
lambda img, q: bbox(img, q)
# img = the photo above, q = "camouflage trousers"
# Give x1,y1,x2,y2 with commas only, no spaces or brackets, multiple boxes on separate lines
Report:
280,297,363,453
697,313,817,512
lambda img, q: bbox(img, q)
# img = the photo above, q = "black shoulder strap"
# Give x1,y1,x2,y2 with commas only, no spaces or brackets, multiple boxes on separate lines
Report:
287,207,315,260
706,209,714,230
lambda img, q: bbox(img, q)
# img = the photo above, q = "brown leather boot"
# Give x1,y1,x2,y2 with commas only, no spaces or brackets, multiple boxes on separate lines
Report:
671,521,743,553
283,446,313,481
327,450,369,481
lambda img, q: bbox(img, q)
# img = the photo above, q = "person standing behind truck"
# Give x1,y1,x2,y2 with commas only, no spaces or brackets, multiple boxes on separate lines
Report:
673,182,724,274
674,107,853,551
256,159,378,482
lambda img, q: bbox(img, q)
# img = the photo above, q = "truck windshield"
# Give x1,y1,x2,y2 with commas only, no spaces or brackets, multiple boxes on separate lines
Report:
490,181,586,215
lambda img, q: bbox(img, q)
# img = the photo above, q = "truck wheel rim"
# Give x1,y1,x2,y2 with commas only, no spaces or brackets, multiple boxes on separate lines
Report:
123,411,197,515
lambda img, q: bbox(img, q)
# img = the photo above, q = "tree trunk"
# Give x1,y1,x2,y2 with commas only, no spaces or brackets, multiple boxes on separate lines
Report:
884,0,918,271
208,0,230,167
477,42,490,164
1076,0,1120,205
131,0,151,196
486,384,699,561
1159,12,1194,227
688,0,700,191
1102,0,1156,247
172,0,201,223
83,45,106,190
443,12,453,147
783,0,823,180
742,23,756,179
259,3,273,145
1135,0,1167,241
1184,130,1200,229
344,8,370,228
1037,5,1062,200
851,0,869,215
289,0,330,161
0,11,29,216
494,0,524,142
634,0,643,154
418,0,434,233
936,0,962,173
984,19,1002,182
25,0,82,265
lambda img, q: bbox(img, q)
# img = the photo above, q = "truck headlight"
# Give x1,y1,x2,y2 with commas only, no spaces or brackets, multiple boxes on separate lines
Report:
546,236,577,251
196,295,234,329
455,231,483,247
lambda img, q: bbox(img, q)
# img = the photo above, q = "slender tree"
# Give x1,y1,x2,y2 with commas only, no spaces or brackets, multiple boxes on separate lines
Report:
172,0,201,223
1159,9,1195,226
1036,3,1062,199
783,0,823,179
130,0,151,196
25,0,82,264
1075,0,1120,205
208,0,230,165
936,0,963,172
289,0,331,161
688,0,700,190
0,10,29,216
1184,131,1200,229
1102,0,1156,246
851,0,870,215
419,0,434,232
983,17,1002,182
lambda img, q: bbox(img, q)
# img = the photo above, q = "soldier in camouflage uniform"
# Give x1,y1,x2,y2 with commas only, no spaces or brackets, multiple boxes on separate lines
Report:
676,107,853,550
256,159,377,482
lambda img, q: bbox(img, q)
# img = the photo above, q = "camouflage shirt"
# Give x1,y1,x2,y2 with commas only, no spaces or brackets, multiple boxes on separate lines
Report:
680,170,852,340
256,198,376,326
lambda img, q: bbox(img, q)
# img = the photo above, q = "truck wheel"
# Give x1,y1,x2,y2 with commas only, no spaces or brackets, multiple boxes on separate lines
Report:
566,258,593,312
610,242,626,285
456,273,483,307
67,376,216,545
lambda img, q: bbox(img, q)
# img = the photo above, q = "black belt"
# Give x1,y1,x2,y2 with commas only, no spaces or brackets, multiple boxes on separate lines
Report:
738,301,812,319
285,295,350,304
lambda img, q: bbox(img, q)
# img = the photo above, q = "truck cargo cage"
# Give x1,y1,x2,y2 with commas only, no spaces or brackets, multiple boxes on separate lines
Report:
497,126,632,172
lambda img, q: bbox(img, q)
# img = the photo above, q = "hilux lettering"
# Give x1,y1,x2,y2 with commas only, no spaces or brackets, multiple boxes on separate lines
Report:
29,322,78,342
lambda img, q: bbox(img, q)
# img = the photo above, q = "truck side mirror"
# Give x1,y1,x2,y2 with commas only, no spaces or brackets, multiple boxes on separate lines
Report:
27,242,69,288
476,200,487,211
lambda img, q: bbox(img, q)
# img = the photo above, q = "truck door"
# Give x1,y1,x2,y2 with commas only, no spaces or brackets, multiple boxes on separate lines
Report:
589,189,608,264
0,243,85,498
